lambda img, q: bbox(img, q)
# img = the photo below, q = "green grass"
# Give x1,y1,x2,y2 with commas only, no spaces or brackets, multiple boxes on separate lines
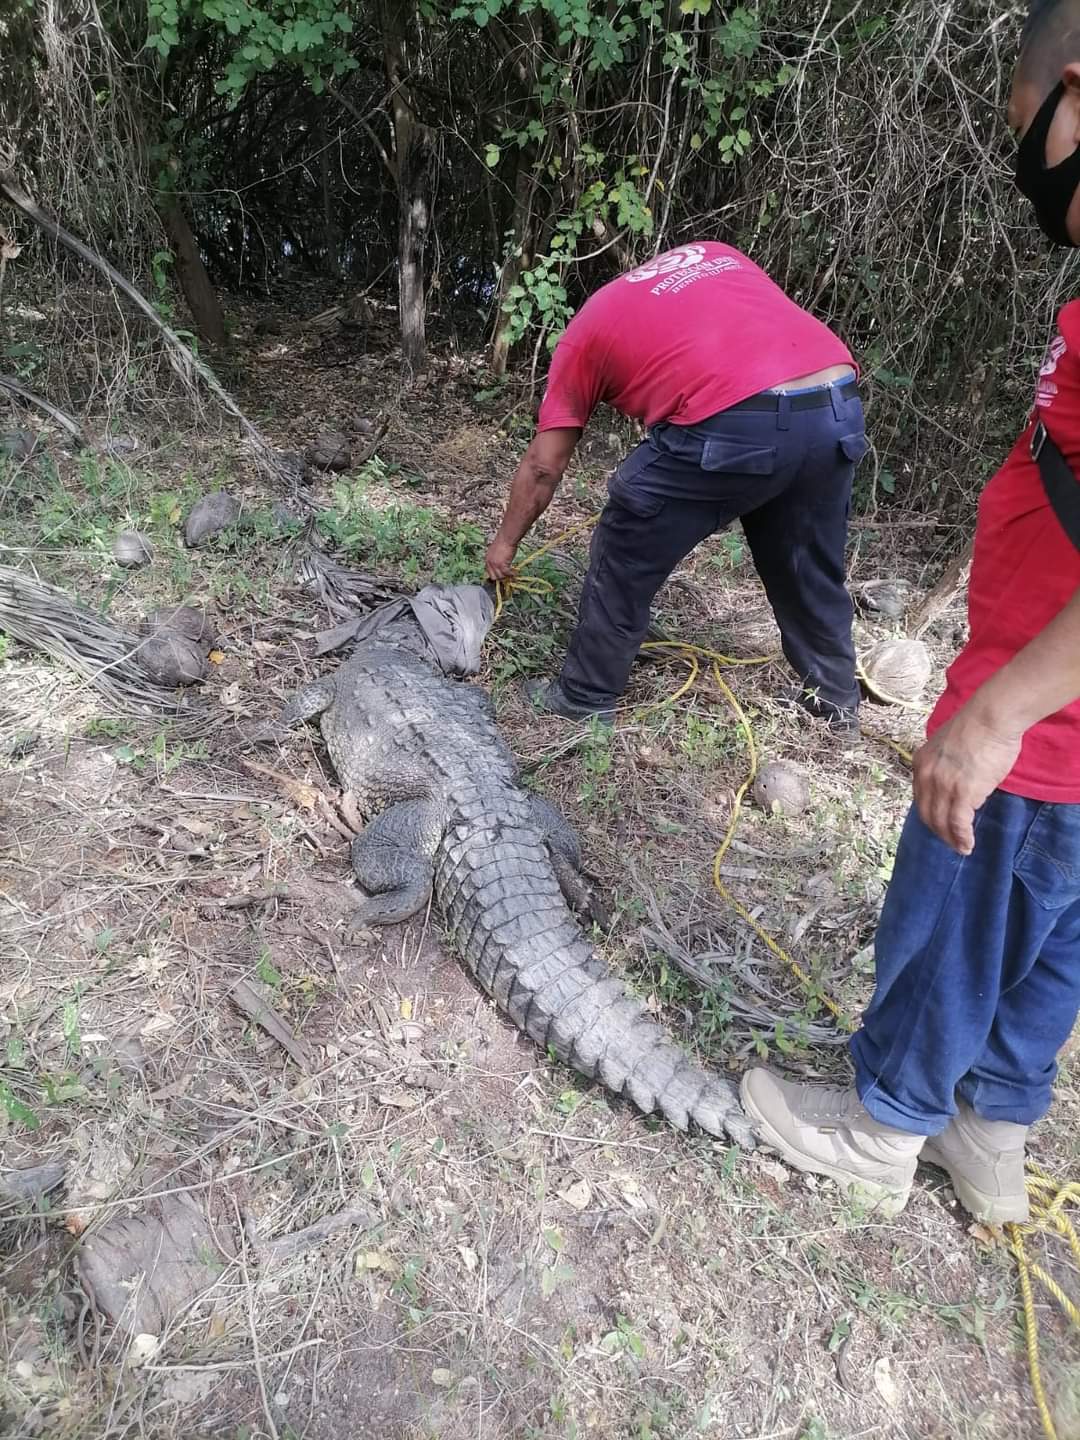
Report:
316,463,487,584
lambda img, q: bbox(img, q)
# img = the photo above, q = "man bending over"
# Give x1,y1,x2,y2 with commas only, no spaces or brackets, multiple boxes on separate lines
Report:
484,242,865,727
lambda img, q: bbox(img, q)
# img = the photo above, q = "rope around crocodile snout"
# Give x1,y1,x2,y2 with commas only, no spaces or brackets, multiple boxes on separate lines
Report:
492,515,1080,1440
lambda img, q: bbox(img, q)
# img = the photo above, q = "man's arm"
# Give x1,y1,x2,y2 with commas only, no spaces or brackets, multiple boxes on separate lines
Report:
484,426,582,580
913,585,1080,853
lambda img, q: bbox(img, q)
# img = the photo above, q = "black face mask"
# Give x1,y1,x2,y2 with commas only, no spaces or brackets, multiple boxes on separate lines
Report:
1015,81,1080,246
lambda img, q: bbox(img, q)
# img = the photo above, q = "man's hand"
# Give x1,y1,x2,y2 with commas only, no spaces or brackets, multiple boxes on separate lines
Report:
485,535,517,582
912,706,1023,855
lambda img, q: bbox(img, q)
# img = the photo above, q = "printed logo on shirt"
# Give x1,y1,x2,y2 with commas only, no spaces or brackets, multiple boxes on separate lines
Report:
624,243,743,298
624,245,709,284
1037,333,1067,410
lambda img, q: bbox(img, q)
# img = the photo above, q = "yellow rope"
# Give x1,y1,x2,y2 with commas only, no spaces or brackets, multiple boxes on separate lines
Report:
493,513,602,620
493,524,1079,1438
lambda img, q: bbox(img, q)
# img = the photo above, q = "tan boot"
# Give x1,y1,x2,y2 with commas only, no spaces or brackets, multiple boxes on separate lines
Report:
740,1070,925,1216
921,1103,1030,1225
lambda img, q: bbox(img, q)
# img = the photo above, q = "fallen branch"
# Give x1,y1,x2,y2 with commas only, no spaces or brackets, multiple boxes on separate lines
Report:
293,539,399,624
0,171,279,475
910,536,975,637
239,758,355,840
260,1206,376,1261
0,374,84,444
229,978,313,1071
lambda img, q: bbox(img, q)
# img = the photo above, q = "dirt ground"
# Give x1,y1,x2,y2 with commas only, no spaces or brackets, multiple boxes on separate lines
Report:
3,302,1080,1440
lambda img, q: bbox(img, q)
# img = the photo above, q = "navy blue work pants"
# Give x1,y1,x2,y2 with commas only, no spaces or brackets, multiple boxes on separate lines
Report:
559,385,866,713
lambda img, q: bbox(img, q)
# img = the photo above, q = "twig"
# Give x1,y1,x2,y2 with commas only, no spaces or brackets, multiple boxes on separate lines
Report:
229,978,313,1071
0,374,84,443
143,1340,322,1376
260,1206,376,1261
200,886,289,912
233,1197,280,1440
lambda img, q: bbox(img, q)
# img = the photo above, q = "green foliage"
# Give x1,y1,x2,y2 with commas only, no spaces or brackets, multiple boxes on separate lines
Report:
147,0,356,95
0,1078,39,1132
317,467,486,584
477,0,791,353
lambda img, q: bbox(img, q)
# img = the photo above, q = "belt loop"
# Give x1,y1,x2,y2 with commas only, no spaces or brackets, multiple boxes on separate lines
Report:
830,383,847,422
777,393,791,431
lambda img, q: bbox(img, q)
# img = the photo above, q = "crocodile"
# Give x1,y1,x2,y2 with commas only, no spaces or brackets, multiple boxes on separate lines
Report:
282,586,751,1147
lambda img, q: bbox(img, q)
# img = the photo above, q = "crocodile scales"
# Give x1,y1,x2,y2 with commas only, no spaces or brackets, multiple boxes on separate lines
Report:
282,593,751,1147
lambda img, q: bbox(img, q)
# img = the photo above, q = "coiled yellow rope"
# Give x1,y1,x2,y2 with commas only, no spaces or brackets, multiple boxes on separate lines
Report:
494,520,1079,1438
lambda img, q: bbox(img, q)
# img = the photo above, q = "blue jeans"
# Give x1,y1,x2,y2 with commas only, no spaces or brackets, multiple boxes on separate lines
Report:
852,791,1080,1133
559,383,866,713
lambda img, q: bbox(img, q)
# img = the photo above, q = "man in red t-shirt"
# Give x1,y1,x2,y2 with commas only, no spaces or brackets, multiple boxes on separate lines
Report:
484,243,865,725
740,0,1080,1224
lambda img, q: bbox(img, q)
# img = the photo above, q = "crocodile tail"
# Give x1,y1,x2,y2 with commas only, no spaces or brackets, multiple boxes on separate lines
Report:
437,816,753,1149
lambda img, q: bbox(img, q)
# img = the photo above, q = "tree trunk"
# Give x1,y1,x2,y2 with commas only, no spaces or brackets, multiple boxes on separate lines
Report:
319,127,345,280
161,199,227,347
396,123,434,372
491,162,534,378
383,0,432,373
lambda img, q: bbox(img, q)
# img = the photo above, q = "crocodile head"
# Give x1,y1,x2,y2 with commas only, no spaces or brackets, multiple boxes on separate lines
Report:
366,582,496,678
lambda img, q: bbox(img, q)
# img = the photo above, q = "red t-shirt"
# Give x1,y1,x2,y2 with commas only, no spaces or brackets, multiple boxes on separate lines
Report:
927,301,1080,803
536,241,854,432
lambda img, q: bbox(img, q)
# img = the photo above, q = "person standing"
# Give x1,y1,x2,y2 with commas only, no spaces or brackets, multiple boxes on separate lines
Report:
484,241,866,727
740,0,1080,1223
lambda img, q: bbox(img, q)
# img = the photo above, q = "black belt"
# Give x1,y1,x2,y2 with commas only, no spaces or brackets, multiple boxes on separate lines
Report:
1031,420,1080,552
728,379,859,413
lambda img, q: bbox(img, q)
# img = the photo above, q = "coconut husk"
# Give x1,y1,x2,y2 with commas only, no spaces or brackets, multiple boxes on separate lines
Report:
752,760,810,816
859,638,933,705
143,604,216,652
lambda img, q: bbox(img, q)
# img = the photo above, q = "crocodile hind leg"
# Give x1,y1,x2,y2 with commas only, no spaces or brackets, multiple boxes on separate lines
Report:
527,795,610,929
347,800,443,928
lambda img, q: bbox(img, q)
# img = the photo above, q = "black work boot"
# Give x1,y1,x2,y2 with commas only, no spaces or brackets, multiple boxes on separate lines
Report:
779,684,859,734
522,678,615,725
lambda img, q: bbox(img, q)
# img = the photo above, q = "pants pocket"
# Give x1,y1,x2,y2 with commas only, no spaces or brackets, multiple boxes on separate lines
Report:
608,440,666,517
1014,803,1080,911
700,436,777,474
839,432,868,464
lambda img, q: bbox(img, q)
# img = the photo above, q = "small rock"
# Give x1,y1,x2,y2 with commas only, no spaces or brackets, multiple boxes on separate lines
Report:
183,491,241,548
254,315,283,336
352,416,375,437
128,1333,160,1365
137,632,207,686
306,429,352,472
143,604,216,652
752,760,810,817
113,530,153,568
854,578,913,621
101,435,139,458
1,430,38,461
860,638,933,704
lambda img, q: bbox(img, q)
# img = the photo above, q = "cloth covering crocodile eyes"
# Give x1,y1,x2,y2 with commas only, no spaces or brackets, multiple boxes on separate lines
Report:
314,582,495,677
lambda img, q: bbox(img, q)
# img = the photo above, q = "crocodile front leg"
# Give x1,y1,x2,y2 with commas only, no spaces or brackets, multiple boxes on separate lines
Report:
281,676,337,727
348,800,443,927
